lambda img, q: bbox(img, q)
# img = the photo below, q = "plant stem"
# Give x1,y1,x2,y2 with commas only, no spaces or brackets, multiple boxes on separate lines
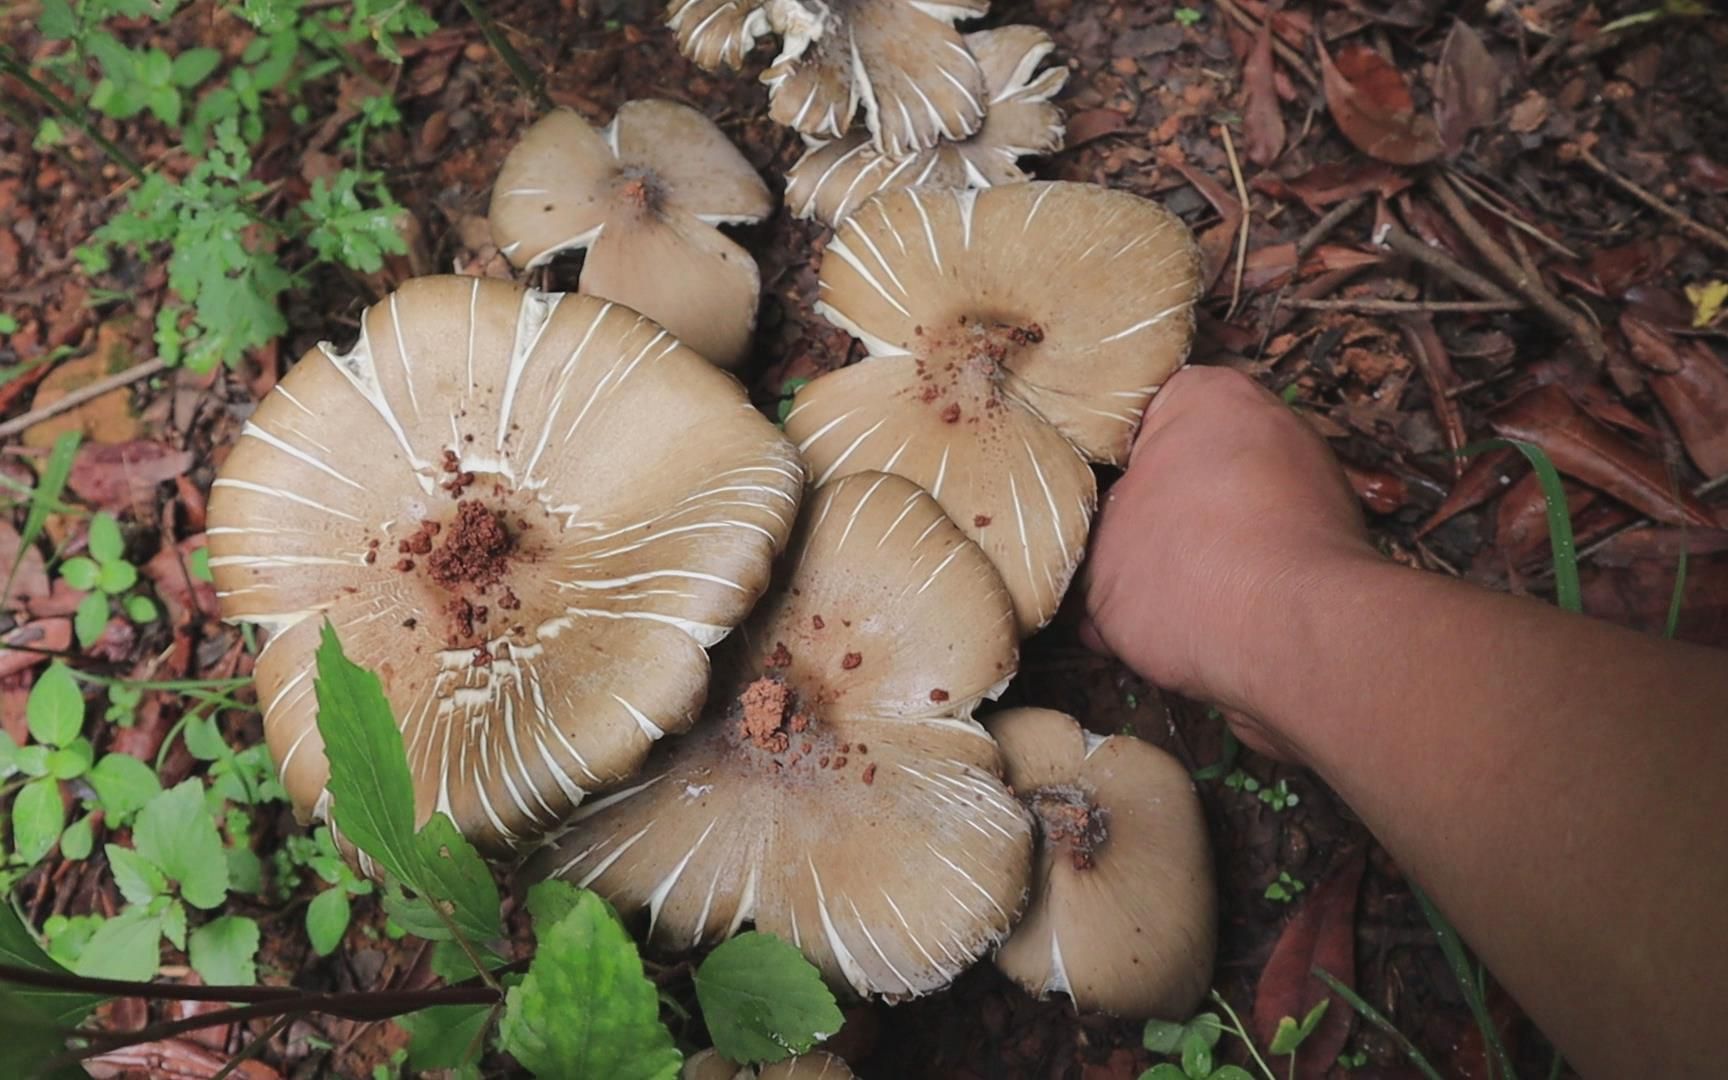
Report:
209,1011,296,1080
457,0,549,109
0,47,146,181
1208,990,1278,1080
1310,968,1446,1080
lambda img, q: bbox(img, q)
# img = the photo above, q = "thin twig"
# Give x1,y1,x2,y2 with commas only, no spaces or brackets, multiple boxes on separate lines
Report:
1564,470,1728,575
0,48,146,181
457,0,550,110
1219,125,1251,320
1429,173,1607,373
1447,170,1582,261
1213,0,1319,87
1283,297,1524,313
1378,223,1516,302
1572,144,1728,256
208,1012,296,1080
1296,195,1369,258
0,359,167,440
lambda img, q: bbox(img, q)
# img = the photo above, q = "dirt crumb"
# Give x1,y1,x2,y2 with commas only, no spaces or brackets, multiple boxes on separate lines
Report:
862,764,877,785
940,403,961,423
841,651,862,670
1029,786,1108,871
739,677,793,753
929,688,950,702
811,614,825,630
767,641,793,668
428,500,514,591
972,515,992,528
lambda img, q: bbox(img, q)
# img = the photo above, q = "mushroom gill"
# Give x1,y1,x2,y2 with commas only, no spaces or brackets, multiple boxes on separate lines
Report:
988,708,1215,1020
528,472,1032,999
784,181,1202,634
207,276,803,855
489,101,774,368
786,27,1068,227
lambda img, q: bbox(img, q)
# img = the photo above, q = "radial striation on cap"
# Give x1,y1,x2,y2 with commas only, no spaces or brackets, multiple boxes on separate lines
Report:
988,708,1215,1020
786,181,1202,634
785,27,1068,227
529,472,1032,1000
489,101,774,369
208,277,803,855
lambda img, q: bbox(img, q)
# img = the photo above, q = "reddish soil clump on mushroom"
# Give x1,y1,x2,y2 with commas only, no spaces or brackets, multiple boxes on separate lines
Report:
429,500,515,592
739,676,794,753
1028,786,1108,871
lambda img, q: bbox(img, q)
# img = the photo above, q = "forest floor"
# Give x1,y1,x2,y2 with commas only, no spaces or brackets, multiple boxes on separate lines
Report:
3,0,1727,1077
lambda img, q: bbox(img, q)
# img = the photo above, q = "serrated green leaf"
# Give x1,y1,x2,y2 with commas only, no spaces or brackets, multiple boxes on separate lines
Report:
306,887,351,956
0,903,106,1026
161,898,187,951
313,622,418,884
133,780,229,909
59,815,93,861
13,778,64,865
695,932,842,1064
74,591,109,648
429,937,506,983
499,882,681,1080
74,908,162,981
87,514,124,564
411,812,501,942
401,1003,494,1071
38,0,75,38
189,915,258,986
26,663,82,748
88,753,162,819
58,556,100,591
107,844,169,904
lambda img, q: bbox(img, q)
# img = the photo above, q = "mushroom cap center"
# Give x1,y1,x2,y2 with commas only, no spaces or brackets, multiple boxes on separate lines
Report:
727,673,873,785
1027,784,1108,871
908,316,1045,426
613,166,668,215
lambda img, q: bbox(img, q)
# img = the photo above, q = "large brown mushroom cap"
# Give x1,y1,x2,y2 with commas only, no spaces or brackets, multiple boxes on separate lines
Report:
988,708,1215,1020
208,276,803,854
529,472,1031,999
785,27,1068,227
784,182,1201,633
489,102,774,368
684,1049,856,1080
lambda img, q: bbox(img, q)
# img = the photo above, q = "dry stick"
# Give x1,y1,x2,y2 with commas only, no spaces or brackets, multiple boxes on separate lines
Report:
1283,297,1524,313
1447,169,1582,261
1295,195,1369,258
1565,470,1728,575
1428,172,1607,372
1214,0,1319,87
1378,223,1516,302
1573,144,1728,257
0,359,167,441
1219,125,1252,320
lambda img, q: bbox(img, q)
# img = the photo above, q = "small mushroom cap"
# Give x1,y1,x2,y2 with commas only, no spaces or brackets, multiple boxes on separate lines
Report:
489,103,773,368
786,182,1201,632
988,708,1215,1020
785,27,1068,226
667,0,772,71
761,0,989,156
683,1049,856,1080
209,277,802,853
529,472,1031,999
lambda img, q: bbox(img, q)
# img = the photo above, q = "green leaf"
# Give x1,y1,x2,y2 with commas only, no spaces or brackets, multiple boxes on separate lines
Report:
189,546,213,582
133,780,229,909
38,0,76,38
0,902,107,1026
172,47,222,87
13,778,64,865
161,898,187,951
695,932,843,1064
429,937,506,982
411,812,502,942
74,591,109,648
46,738,93,780
1210,1069,1257,1080
183,714,228,761
98,558,138,594
59,816,93,861
0,732,16,779
87,513,124,564
107,844,169,904
189,915,258,986
313,622,418,884
1141,1067,1188,1080
58,556,100,591
1269,1016,1304,1056
1180,1031,1213,1078
26,663,83,748
14,745,49,778
306,886,351,956
8,432,78,605
498,882,681,1080
1143,1018,1189,1054
1462,440,1579,614
88,753,163,819
401,1004,494,1072
73,908,162,981
124,594,159,622
1188,1012,1224,1049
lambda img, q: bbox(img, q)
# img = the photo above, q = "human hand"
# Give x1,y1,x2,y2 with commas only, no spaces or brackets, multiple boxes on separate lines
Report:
1080,367,1377,757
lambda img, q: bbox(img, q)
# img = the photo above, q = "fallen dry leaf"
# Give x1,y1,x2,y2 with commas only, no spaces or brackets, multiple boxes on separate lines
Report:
1592,526,1728,568
1255,161,1413,212
1685,280,1728,328
1343,463,1409,514
1621,316,1728,478
21,320,143,449
1435,20,1502,155
1490,384,1716,527
1252,852,1365,1079
1583,555,1728,648
1496,471,1596,565
0,619,71,680
1318,41,1444,166
1417,445,1524,537
1243,19,1286,166
0,521,50,611
1065,108,1130,147
67,441,194,515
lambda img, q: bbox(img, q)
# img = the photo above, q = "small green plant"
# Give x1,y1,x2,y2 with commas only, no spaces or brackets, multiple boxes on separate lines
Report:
58,511,159,647
1223,769,1301,812
1264,871,1306,904
1175,6,1204,27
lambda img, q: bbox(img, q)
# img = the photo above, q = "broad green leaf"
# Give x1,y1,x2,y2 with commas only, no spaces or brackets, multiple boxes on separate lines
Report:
228,846,264,894
1180,1031,1212,1078
1143,1018,1189,1054
429,937,507,983
411,812,502,942
73,908,162,981
14,745,49,777
46,738,93,780
1269,1016,1303,1056
313,622,418,884
0,903,106,1026
306,887,351,956
38,0,75,38
107,844,169,904
1140,1067,1187,1080
87,513,124,564
88,753,162,819
0,985,91,1080
182,714,227,761
26,663,82,748
133,780,229,909
58,556,100,591
695,932,842,1064
59,815,93,861
1188,1012,1224,1049
401,1004,494,1072
172,47,222,88
499,882,681,1080
98,558,137,594
188,915,258,986
74,591,109,648
13,778,64,865
1211,1069,1257,1080
124,594,159,622
161,898,187,951
382,886,456,941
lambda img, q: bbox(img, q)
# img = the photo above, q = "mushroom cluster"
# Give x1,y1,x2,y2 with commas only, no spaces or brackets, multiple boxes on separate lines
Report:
489,100,773,368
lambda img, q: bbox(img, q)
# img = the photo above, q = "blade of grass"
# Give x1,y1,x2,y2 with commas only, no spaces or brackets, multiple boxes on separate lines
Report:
1310,968,1446,1080
5,431,80,605
1663,546,1688,640
1412,884,1518,1080
1459,440,1580,614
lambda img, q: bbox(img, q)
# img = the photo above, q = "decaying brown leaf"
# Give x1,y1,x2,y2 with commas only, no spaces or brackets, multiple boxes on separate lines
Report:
1622,315,1728,478
1318,41,1444,165
1417,445,1524,537
1490,384,1716,527
67,441,194,516
1435,20,1501,155
1252,852,1365,1080
1243,20,1286,166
